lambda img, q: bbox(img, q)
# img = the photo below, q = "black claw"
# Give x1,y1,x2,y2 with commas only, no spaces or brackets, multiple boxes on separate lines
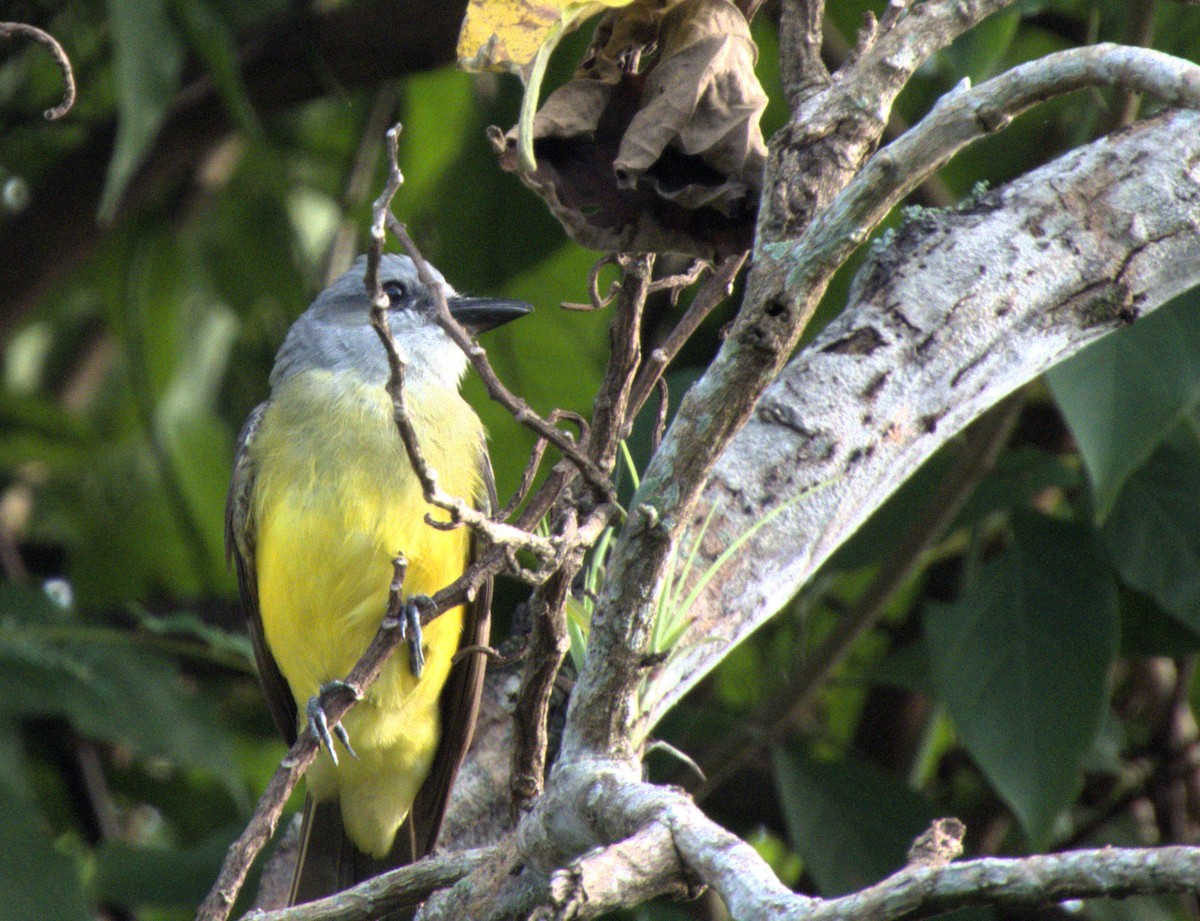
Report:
305,680,358,766
402,597,427,678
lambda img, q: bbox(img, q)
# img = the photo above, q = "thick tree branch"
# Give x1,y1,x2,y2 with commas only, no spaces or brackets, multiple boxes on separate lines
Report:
643,107,1200,728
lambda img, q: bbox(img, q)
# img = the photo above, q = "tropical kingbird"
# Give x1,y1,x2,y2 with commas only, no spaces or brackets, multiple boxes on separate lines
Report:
226,253,530,906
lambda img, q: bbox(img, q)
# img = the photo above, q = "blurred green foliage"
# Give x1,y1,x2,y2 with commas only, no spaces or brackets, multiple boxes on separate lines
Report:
2,1,1200,919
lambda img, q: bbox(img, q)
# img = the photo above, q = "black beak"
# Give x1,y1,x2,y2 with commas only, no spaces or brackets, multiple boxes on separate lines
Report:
448,296,532,335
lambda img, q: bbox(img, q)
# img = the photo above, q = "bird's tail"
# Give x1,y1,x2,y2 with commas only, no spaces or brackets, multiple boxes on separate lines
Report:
289,797,421,919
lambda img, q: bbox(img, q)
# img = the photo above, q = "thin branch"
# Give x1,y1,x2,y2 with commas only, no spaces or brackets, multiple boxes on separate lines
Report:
646,259,710,299
599,783,1200,921
248,847,495,921
0,21,75,120
628,253,747,421
805,846,1200,921
495,409,587,522
496,438,550,522
794,45,1200,292
650,379,668,457
587,255,654,471
508,253,659,811
642,108,1200,731
1102,0,1159,133
322,87,401,285
562,255,621,311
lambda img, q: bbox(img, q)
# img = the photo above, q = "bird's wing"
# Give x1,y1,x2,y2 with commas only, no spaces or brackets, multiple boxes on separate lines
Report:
225,401,298,744
401,448,496,862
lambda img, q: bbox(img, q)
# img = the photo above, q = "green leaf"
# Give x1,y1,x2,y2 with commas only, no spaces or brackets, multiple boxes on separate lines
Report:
101,0,185,220
92,829,235,909
169,0,263,139
0,584,242,795
772,745,934,896
939,8,1021,83
1101,419,1200,632
924,511,1118,846
0,725,90,921
1047,289,1200,520
463,244,610,497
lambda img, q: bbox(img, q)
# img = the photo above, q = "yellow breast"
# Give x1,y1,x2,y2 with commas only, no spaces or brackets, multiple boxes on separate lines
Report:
250,369,484,856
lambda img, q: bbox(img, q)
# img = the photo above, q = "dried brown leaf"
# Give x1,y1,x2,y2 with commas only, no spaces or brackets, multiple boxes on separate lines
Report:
498,0,767,256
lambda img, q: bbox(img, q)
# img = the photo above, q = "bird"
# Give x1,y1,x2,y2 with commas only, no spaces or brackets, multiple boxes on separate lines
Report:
225,253,530,907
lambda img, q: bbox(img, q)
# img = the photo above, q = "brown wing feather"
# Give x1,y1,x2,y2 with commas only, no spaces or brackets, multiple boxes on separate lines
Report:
225,402,298,744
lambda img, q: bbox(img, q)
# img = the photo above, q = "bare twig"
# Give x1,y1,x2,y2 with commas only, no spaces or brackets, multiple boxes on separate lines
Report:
0,22,76,119
452,643,524,668
562,255,621,311
323,87,400,285
496,438,550,522
587,255,654,471
1102,0,1159,133
508,501,618,813
510,565,577,811
646,259,711,301
650,379,669,457
508,255,659,813
628,253,747,421
495,409,589,522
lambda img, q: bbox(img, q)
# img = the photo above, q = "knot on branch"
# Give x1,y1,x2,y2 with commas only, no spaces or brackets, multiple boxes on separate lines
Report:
907,817,966,868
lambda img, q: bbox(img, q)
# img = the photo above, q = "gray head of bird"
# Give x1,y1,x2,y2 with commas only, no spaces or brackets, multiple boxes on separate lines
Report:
269,253,531,391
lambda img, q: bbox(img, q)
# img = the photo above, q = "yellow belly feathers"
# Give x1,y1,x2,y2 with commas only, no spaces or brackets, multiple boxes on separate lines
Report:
250,369,484,856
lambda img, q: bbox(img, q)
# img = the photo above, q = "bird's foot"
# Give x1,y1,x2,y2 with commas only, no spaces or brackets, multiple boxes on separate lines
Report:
401,595,430,679
305,680,359,766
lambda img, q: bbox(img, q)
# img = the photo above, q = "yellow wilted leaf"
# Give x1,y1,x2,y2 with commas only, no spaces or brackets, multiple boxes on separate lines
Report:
458,0,642,171
457,0,635,75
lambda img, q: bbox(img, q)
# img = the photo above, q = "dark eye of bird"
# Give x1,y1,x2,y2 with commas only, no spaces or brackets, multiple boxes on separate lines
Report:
383,281,407,306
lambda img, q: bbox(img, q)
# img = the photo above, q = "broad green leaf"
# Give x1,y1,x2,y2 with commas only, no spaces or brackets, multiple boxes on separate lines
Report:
939,9,1021,83
1101,419,1200,632
158,305,239,589
92,829,235,909
825,440,1074,576
395,70,477,214
0,725,90,921
924,511,1118,846
1048,289,1200,521
0,583,242,794
54,441,211,603
0,388,95,470
101,0,184,219
772,744,934,896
